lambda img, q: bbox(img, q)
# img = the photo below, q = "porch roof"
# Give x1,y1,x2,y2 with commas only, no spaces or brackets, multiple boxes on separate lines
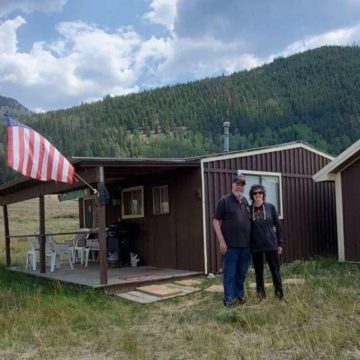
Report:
0,157,200,205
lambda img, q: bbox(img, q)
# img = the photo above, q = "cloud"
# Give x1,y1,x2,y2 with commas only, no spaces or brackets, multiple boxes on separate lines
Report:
0,15,25,54
174,0,360,55
143,0,177,32
0,0,67,18
154,36,254,84
2,0,360,111
280,25,360,56
0,16,169,110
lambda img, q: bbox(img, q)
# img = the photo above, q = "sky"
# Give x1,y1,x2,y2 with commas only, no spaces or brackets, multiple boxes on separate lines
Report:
1,0,360,113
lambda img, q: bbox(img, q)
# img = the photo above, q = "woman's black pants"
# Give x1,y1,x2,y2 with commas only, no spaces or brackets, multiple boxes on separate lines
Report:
252,250,283,298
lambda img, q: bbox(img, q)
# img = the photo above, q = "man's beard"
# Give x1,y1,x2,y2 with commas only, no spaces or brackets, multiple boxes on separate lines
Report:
232,190,243,201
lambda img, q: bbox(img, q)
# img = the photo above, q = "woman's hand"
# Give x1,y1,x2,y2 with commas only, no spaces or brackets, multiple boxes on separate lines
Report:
277,246,282,256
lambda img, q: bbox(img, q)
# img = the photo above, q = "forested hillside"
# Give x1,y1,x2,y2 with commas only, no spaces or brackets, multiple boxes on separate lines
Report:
1,45,360,184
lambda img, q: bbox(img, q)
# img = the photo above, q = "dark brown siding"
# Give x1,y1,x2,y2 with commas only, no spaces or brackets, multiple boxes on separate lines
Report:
204,147,337,273
107,168,204,271
342,158,360,261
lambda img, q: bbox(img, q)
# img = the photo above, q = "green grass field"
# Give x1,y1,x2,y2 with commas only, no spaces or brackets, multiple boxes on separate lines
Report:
0,197,359,359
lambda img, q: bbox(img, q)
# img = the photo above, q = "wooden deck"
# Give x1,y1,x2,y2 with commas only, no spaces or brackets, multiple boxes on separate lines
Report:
8,263,202,290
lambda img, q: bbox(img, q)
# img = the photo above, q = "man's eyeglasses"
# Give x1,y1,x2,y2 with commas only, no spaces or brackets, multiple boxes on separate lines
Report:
253,191,264,195
235,182,246,186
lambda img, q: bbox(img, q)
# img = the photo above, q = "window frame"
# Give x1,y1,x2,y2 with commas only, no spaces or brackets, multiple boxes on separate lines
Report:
152,185,169,215
239,170,283,219
121,185,144,219
82,195,98,228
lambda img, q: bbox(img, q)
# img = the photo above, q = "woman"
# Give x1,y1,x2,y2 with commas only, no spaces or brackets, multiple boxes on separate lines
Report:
249,184,284,300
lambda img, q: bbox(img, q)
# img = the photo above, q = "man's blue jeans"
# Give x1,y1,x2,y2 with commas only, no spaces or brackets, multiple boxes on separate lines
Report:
223,246,250,305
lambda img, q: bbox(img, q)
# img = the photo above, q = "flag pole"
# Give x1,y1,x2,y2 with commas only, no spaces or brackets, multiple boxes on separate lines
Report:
74,172,98,195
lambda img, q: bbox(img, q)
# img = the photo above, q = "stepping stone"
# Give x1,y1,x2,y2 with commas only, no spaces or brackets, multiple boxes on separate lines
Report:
249,282,273,288
204,284,223,292
115,284,201,303
136,284,183,297
283,278,305,285
175,279,202,286
117,291,161,304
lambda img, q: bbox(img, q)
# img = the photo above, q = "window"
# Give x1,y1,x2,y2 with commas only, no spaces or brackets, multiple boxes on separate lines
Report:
121,186,144,219
153,185,169,215
83,195,97,228
240,170,283,218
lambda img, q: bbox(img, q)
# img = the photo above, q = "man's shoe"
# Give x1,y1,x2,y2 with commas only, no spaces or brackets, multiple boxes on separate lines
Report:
257,291,266,300
236,298,246,305
223,299,237,308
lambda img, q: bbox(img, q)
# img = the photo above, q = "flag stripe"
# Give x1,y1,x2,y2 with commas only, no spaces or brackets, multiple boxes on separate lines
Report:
7,126,14,169
40,140,50,181
46,142,55,181
5,116,74,184
35,134,45,180
17,127,24,173
22,128,30,176
25,129,35,177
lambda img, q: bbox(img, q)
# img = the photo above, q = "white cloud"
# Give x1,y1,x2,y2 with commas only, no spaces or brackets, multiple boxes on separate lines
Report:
153,36,254,84
0,16,170,110
1,1,360,112
143,0,178,32
280,25,360,56
0,0,67,18
0,15,25,54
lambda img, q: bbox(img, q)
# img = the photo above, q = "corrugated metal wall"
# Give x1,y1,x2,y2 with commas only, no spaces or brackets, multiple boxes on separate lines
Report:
204,147,337,273
341,157,360,262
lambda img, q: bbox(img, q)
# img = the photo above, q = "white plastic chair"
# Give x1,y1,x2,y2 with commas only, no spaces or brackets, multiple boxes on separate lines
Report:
26,236,57,272
85,238,99,266
46,233,74,270
72,228,90,266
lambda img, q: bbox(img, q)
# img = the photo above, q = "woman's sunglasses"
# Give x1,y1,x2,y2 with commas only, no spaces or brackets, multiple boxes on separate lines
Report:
253,191,264,195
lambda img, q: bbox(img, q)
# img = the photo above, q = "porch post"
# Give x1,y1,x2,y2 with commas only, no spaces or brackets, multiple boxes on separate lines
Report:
3,205,10,266
39,196,46,273
97,166,108,284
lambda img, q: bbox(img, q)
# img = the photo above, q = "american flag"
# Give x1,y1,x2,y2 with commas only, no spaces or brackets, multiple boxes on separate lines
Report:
6,116,74,184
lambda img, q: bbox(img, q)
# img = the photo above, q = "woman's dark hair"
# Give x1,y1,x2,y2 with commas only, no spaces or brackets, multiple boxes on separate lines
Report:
249,184,266,201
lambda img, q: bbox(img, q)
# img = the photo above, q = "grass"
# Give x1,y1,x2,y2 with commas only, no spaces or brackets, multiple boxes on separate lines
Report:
0,198,359,359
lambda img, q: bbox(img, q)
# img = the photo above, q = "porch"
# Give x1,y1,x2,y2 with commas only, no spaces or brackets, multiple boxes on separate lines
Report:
8,263,202,290
0,158,204,285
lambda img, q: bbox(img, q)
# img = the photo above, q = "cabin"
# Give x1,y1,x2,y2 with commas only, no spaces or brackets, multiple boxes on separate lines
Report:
314,138,360,263
0,140,337,285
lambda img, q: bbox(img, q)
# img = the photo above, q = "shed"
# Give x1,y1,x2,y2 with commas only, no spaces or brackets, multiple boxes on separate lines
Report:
314,138,360,263
0,141,337,284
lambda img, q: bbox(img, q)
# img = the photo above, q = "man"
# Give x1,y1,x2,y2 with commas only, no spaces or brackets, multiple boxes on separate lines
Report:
213,173,251,307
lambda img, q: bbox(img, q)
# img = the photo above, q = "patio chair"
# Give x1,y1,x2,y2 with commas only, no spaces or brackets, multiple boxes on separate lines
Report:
86,238,99,265
71,228,90,266
46,233,74,270
26,236,57,272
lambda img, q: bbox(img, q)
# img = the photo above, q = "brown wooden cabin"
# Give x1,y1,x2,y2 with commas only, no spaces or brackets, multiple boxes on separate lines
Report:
314,138,360,263
0,140,337,283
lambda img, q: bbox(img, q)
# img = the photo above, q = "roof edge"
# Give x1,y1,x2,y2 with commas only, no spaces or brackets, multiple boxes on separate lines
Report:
314,137,360,182
200,140,334,163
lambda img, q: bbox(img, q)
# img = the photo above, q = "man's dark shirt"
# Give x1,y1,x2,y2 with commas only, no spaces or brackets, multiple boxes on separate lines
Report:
214,193,251,247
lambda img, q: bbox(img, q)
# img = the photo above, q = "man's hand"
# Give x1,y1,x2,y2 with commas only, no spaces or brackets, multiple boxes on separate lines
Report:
213,218,227,255
278,246,282,256
219,241,227,256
